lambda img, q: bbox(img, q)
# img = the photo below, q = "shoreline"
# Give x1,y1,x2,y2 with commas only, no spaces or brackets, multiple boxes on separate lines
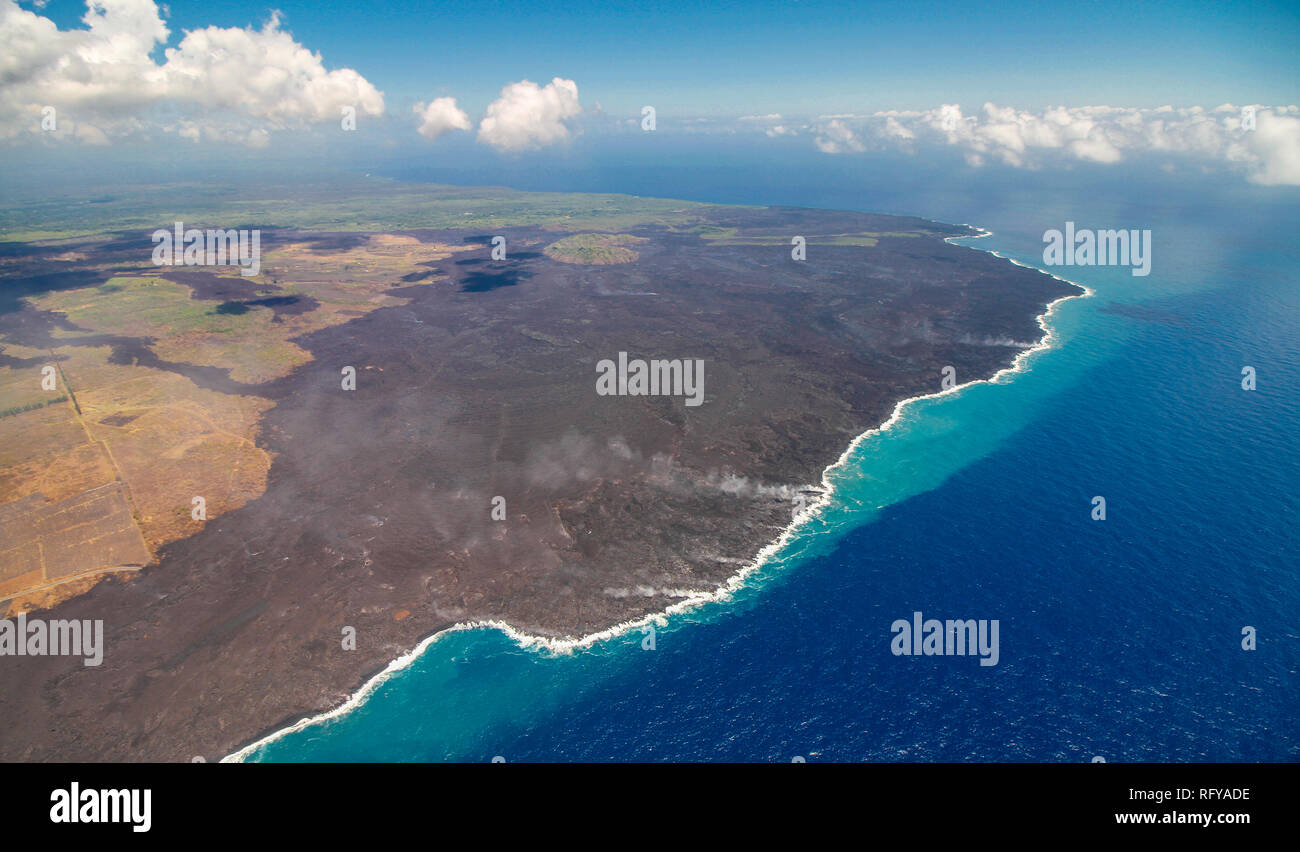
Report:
224,225,1094,763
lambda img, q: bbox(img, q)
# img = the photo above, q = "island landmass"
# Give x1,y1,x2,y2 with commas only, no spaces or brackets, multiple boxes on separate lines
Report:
0,178,1079,761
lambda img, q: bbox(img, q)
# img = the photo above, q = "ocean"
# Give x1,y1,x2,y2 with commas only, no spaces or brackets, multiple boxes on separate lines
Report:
236,141,1299,761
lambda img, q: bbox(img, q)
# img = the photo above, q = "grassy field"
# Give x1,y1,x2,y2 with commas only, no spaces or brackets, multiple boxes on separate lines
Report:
33,277,312,385
543,232,648,264
0,177,719,243
39,276,265,336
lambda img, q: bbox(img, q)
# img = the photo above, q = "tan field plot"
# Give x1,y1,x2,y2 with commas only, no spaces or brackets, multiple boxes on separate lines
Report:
0,483,149,589
0,231,468,614
0,346,274,614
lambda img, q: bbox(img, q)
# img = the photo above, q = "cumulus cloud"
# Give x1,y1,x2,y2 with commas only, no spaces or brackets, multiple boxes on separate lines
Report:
0,0,385,146
814,118,866,154
477,76,581,152
808,102,1300,186
731,113,803,138
413,96,471,140
1246,109,1300,186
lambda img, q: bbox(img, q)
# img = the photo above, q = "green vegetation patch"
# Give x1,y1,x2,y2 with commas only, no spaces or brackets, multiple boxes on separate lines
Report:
0,395,68,419
0,178,724,241
29,276,263,337
544,233,649,265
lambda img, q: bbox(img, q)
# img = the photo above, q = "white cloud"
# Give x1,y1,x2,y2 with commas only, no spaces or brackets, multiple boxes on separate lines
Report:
732,113,803,138
813,118,865,154
162,12,383,127
1246,109,1300,186
881,116,915,142
413,96,471,140
0,0,385,146
477,76,581,152
808,102,1300,185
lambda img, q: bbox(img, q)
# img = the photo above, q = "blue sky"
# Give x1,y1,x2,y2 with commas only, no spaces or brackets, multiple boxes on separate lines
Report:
5,0,1298,188
28,0,1300,117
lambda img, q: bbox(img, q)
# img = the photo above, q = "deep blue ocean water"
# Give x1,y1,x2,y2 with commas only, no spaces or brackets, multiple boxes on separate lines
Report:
241,143,1298,762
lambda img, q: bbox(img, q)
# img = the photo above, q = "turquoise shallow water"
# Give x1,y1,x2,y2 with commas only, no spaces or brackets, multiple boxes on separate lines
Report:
241,164,1298,762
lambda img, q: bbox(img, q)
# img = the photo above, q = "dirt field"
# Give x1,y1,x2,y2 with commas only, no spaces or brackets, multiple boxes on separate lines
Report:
0,231,470,614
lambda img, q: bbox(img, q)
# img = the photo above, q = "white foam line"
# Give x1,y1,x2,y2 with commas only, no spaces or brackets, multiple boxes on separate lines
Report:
223,224,1093,763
